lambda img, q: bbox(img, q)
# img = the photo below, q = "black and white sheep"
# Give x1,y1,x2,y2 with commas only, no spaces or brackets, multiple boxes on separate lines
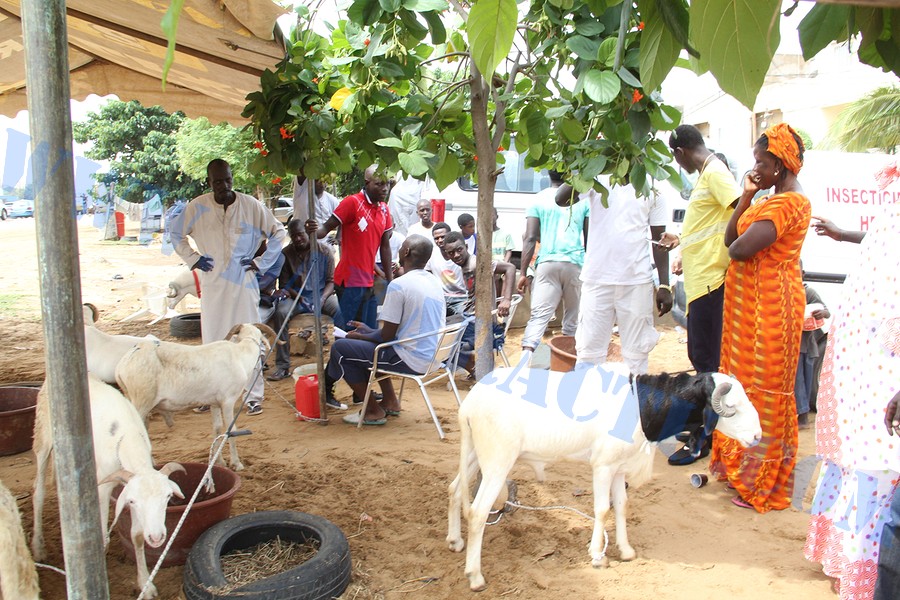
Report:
447,363,762,591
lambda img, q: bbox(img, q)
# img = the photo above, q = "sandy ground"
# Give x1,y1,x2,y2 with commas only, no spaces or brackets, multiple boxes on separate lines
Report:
0,216,833,599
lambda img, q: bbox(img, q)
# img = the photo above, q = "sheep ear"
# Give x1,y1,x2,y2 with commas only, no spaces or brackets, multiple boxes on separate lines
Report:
170,482,185,500
158,462,185,478
98,469,134,487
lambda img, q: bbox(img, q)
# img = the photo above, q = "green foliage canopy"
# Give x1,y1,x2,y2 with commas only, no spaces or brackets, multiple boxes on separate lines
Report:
73,100,203,204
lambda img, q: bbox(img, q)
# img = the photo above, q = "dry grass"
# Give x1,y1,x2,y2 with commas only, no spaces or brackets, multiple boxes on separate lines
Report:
214,536,320,591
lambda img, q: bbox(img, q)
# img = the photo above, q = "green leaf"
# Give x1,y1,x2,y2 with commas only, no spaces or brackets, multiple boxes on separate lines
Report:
160,0,186,90
379,0,401,12
348,0,384,25
690,0,781,109
545,105,572,119
582,155,608,179
597,37,617,65
648,103,681,130
575,19,605,37
617,67,642,88
583,70,621,103
559,118,586,142
402,0,449,11
433,152,462,190
375,137,405,149
798,4,851,61
638,0,682,93
422,11,447,45
567,35,601,61
467,0,517,76
525,110,550,142
399,151,429,176
654,0,698,57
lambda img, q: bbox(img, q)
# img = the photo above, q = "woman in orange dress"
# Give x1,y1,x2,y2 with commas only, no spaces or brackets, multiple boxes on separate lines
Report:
709,123,811,512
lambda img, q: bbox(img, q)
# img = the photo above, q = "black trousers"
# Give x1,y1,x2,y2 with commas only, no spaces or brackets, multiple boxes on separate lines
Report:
686,284,725,374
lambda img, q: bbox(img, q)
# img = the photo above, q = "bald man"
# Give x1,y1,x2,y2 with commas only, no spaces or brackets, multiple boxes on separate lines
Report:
307,165,394,331
406,198,435,245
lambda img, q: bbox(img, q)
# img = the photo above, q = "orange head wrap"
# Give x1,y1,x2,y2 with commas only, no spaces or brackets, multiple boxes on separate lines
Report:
762,123,803,175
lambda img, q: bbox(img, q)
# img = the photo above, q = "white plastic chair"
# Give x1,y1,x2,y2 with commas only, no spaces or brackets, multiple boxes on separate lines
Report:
120,284,179,325
493,294,523,367
357,320,468,439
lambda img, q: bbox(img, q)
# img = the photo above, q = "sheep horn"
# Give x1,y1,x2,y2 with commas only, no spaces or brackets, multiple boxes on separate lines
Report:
82,302,99,324
98,469,134,487
710,382,736,417
253,322,283,346
224,323,244,341
158,462,186,477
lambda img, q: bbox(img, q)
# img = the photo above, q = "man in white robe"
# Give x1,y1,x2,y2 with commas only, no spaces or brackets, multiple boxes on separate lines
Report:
171,159,286,414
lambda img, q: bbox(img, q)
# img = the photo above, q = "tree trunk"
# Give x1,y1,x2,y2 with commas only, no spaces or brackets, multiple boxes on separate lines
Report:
469,68,498,380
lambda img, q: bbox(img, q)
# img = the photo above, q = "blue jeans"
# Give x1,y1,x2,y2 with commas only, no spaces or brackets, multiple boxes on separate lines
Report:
335,285,376,331
794,352,815,415
875,486,900,600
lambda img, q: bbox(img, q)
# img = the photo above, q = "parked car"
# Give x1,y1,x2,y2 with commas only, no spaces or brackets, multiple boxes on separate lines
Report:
8,199,34,219
272,196,292,225
0,194,20,220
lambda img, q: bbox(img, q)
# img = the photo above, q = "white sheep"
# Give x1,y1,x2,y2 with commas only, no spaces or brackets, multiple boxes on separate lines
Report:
447,364,762,591
31,376,184,598
165,269,198,310
0,479,40,600
115,323,277,471
82,304,158,385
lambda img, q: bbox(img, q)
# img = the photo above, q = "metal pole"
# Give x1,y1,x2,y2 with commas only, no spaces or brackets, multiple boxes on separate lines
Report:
21,1,111,598
308,181,328,422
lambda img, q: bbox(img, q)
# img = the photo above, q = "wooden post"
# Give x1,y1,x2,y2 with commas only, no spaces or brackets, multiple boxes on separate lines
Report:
21,0,110,598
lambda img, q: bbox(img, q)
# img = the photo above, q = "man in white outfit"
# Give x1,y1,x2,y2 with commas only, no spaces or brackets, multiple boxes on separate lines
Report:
172,159,286,415
569,178,674,374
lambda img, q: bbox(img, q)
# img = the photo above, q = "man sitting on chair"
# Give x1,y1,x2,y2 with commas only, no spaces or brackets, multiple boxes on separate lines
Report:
325,234,446,426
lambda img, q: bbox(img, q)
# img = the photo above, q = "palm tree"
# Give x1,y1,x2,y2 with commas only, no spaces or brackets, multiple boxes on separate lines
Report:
823,86,900,154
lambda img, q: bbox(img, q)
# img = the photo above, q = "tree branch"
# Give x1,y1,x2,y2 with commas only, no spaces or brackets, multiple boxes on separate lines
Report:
419,52,471,67
421,77,473,133
448,0,468,20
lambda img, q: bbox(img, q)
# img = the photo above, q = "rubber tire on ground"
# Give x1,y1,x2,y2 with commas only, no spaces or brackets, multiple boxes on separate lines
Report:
182,511,351,600
0,208,6,220
170,313,202,338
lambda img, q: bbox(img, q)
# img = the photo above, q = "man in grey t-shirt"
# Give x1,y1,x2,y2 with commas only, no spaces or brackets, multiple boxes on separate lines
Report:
325,234,446,425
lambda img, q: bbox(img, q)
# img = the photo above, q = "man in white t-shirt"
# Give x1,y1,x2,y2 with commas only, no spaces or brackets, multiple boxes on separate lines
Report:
292,176,340,227
425,222,468,316
325,234,446,425
406,199,436,244
572,177,674,375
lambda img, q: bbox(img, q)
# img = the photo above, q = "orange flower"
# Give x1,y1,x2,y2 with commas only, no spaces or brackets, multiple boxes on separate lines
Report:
312,77,319,84
632,89,643,104
638,21,644,31
474,155,479,161
497,145,505,152
310,106,318,113
272,177,282,184
261,149,269,156
253,141,263,149
364,38,370,47
280,127,294,140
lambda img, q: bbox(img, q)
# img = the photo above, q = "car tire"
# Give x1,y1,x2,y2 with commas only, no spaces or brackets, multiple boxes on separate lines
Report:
182,511,351,600
170,313,202,338
0,208,6,220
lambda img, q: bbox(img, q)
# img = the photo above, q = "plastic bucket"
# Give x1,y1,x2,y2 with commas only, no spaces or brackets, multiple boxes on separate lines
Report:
431,198,445,223
547,335,577,373
295,374,320,419
0,386,38,456
115,211,125,237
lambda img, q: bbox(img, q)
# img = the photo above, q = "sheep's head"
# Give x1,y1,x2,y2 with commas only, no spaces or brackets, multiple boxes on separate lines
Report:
225,323,281,350
707,373,761,448
103,462,185,548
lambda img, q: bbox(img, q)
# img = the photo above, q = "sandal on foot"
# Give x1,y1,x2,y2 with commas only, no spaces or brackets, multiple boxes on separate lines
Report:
342,411,387,426
383,409,400,417
731,496,753,509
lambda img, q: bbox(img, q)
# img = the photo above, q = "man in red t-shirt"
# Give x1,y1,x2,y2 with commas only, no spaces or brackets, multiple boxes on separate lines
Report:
306,165,393,331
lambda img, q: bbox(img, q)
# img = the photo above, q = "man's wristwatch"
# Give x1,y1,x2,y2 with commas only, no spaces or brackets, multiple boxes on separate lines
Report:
658,284,673,294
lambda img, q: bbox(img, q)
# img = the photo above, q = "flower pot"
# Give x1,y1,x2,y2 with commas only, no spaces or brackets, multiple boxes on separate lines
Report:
547,335,577,372
0,386,39,456
113,462,241,568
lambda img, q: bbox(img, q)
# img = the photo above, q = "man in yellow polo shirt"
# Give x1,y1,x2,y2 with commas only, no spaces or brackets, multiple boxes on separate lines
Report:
666,125,741,465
